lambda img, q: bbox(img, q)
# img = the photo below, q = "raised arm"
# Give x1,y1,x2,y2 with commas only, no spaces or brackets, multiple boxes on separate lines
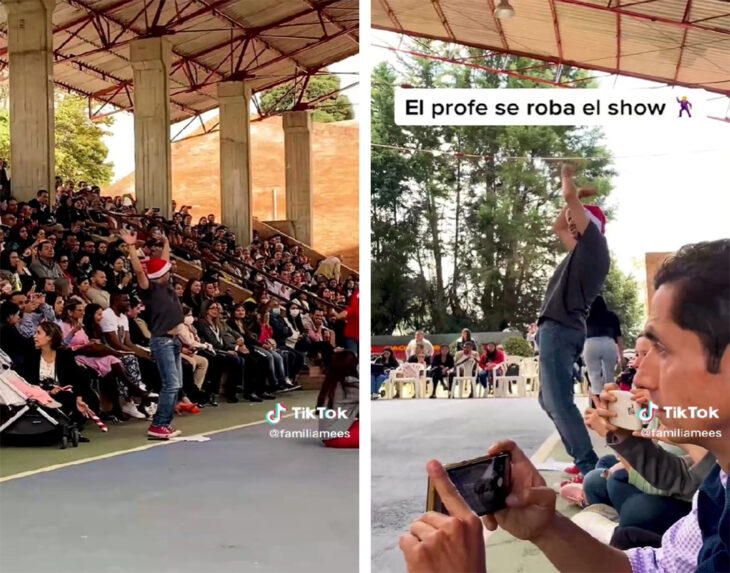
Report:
119,229,149,290
562,163,590,235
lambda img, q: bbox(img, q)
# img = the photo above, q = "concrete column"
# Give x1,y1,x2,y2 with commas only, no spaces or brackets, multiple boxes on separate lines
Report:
283,110,314,246
130,37,172,219
217,81,252,244
4,0,55,202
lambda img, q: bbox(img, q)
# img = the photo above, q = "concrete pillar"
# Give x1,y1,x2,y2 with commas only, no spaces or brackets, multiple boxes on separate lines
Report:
130,37,172,219
4,0,55,202
283,110,314,246
217,81,252,244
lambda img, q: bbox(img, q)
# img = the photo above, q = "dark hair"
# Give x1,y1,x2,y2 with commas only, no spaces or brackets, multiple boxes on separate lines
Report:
316,350,358,410
0,302,21,323
37,321,63,350
654,240,729,374
62,300,82,322
83,303,103,339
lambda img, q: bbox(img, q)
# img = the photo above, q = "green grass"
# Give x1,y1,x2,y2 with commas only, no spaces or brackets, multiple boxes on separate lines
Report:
0,390,319,478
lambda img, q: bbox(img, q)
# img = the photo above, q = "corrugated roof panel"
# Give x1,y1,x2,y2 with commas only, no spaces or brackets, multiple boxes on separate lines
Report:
372,0,729,94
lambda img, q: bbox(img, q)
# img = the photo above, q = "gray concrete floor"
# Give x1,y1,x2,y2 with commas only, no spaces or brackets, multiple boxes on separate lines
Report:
371,397,558,573
0,418,358,573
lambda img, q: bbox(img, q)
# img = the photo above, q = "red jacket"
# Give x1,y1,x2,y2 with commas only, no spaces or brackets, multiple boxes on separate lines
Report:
479,349,505,370
343,289,359,341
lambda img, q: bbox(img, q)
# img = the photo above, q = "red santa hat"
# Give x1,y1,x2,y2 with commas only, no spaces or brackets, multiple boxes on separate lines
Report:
583,205,606,234
144,257,171,279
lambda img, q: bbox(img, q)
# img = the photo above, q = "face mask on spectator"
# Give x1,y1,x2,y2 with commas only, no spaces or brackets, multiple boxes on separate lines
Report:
184,315,194,326
290,308,300,317
271,308,281,316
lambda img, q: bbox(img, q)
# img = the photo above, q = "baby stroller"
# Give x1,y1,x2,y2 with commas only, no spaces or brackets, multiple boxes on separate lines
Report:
0,350,81,449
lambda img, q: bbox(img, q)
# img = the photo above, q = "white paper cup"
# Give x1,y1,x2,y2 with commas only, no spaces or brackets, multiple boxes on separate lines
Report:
608,390,643,431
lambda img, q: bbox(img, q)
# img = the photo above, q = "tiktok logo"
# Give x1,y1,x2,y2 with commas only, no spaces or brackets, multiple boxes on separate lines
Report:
638,401,659,423
266,403,288,425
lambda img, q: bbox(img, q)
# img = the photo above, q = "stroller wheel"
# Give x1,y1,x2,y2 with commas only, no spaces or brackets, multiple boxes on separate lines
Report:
60,435,68,449
71,428,80,448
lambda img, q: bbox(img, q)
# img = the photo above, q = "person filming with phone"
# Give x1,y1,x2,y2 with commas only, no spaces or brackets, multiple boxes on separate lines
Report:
399,239,729,573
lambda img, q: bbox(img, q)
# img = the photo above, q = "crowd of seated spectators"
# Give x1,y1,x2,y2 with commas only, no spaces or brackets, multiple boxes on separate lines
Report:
1,182,359,444
370,328,511,400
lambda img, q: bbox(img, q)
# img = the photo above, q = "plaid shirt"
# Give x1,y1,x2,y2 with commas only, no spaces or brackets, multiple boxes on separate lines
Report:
626,469,727,572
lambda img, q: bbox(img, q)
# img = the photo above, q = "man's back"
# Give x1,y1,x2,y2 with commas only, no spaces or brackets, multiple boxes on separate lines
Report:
540,222,610,332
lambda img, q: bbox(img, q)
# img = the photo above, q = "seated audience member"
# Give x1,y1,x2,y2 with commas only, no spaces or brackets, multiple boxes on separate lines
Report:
8,289,55,339
268,299,304,386
371,346,399,399
407,344,431,367
315,254,342,283
196,300,270,403
456,328,480,353
21,322,95,441
478,342,505,392
0,302,33,367
73,274,93,304
306,307,336,366
61,300,151,420
405,330,434,359
87,269,111,308
0,248,33,292
429,344,454,399
398,239,729,573
178,305,216,407
317,350,359,449
229,301,291,393
29,240,68,295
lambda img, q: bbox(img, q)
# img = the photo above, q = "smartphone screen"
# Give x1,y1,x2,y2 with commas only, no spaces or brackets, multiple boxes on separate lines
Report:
427,453,511,516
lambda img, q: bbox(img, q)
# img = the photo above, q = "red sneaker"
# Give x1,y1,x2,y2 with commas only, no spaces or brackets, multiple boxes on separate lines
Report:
147,425,182,440
560,475,584,487
563,465,581,475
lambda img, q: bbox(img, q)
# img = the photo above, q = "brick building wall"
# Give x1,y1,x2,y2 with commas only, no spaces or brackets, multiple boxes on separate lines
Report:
107,116,359,269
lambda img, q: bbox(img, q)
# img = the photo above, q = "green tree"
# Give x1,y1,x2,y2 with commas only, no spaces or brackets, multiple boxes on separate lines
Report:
259,73,354,123
54,94,114,185
0,92,114,185
371,40,626,335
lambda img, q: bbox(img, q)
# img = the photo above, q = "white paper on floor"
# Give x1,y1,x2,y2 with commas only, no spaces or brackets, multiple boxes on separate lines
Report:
534,458,574,472
170,435,211,442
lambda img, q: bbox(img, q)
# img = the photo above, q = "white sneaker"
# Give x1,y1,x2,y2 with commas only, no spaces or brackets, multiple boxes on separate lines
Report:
122,400,147,419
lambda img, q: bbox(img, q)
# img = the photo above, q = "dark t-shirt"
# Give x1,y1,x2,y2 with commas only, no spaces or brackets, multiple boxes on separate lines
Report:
587,310,622,340
539,222,610,332
138,281,184,337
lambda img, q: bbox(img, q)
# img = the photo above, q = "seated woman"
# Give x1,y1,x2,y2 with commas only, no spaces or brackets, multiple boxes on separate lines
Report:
21,322,96,442
196,301,272,403
429,344,454,399
0,248,34,293
371,346,399,399
0,302,34,368
76,302,152,420
228,302,289,393
407,344,431,367
478,342,505,392
73,274,94,305
317,350,359,449
179,305,217,407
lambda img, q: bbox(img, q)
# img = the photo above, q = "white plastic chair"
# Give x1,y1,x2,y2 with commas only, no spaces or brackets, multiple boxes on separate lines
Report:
390,363,426,399
450,359,478,399
493,356,524,397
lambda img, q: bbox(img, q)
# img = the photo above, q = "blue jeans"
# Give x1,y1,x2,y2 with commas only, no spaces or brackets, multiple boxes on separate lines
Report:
538,320,598,474
607,470,692,534
149,336,183,428
342,337,359,356
583,454,620,505
371,373,387,394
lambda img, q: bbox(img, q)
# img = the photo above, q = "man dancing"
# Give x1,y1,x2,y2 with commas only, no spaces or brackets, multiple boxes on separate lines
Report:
537,163,610,477
120,228,185,440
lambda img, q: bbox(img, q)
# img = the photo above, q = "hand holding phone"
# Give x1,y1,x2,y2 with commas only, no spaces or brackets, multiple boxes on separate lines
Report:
400,460,486,573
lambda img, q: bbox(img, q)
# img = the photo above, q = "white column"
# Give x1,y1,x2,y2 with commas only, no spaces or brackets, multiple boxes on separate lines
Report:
217,80,252,244
283,110,314,246
130,37,172,219
4,0,55,201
